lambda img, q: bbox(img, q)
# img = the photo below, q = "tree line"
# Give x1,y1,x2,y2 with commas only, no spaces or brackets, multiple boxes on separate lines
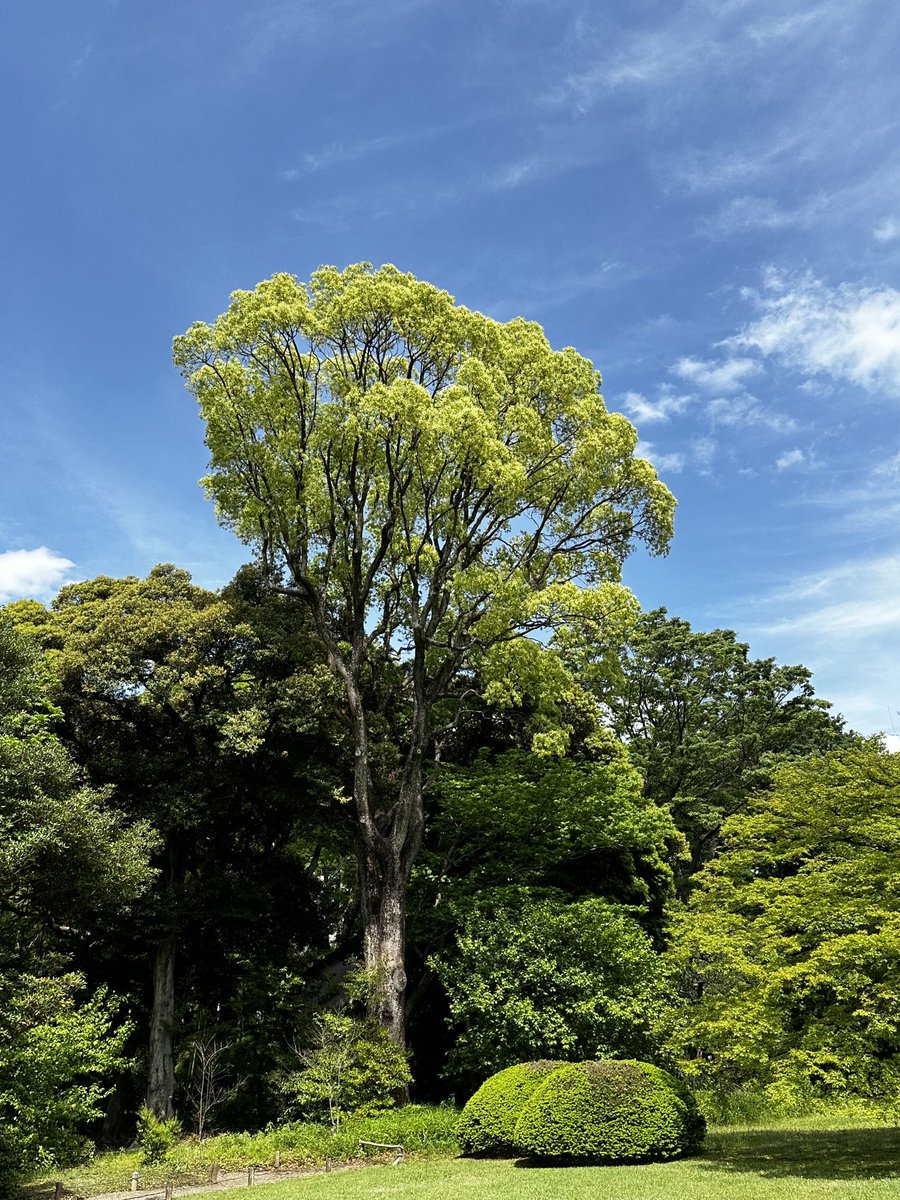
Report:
2,263,897,1180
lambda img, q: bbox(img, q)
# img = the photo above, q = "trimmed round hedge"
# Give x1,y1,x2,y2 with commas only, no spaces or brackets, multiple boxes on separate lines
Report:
456,1061,570,1154
514,1059,705,1161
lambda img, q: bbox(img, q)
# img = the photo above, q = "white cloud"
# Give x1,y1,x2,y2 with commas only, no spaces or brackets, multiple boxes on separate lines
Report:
707,395,797,433
775,448,805,470
620,387,691,424
732,271,900,395
673,355,762,393
0,547,74,602
874,218,900,243
692,434,717,473
635,440,684,473
882,734,900,753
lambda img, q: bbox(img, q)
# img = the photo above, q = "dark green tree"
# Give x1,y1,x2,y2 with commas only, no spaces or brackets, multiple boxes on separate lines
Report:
0,615,154,1188
13,566,344,1122
601,608,848,890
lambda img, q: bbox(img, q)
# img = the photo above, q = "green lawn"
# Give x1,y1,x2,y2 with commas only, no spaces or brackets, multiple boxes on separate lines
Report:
25,1116,900,1200
185,1121,900,1200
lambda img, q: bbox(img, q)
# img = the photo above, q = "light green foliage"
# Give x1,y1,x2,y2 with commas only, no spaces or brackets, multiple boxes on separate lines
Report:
173,264,674,755
601,609,847,883
456,1061,569,1154
514,1059,705,1161
0,974,130,1188
136,1106,182,1165
282,1012,412,1127
434,898,669,1080
670,741,900,1109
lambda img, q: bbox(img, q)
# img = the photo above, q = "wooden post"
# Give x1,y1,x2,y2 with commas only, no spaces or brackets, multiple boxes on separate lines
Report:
325,1158,331,1173
247,1166,255,1187
131,1172,140,1194
209,1164,219,1184
274,1151,281,1170
164,1183,172,1200
54,1182,63,1200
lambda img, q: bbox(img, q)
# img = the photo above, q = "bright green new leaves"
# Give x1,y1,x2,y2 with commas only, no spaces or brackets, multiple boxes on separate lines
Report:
174,264,674,742
419,747,678,932
669,741,900,1107
0,974,130,1184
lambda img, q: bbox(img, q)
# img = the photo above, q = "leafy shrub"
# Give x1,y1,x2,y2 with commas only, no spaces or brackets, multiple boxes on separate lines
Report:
514,1059,705,1161
0,973,130,1193
280,1012,412,1127
456,1061,569,1154
136,1107,181,1165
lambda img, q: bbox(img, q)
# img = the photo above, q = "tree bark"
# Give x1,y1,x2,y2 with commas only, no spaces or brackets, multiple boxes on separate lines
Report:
146,937,176,1118
360,849,408,1049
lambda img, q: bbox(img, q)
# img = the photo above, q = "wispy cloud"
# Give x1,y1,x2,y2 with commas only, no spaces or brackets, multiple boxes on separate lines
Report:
707,395,798,433
236,0,435,73
874,217,900,243
757,552,900,638
697,193,824,240
0,547,74,602
672,355,762,393
281,136,399,179
620,387,692,423
635,440,684,474
775,448,805,470
732,270,900,395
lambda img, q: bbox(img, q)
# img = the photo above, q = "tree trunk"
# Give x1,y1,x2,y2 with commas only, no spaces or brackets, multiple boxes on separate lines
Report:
146,937,176,1118
360,851,408,1050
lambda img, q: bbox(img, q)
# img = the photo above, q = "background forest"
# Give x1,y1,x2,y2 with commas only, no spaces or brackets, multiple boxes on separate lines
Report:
2,265,899,1192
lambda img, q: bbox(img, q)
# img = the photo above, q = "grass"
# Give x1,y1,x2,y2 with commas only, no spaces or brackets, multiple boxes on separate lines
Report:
24,1112,900,1200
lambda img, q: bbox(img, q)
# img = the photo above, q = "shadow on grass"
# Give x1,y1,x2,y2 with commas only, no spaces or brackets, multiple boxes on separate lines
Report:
699,1125,900,1180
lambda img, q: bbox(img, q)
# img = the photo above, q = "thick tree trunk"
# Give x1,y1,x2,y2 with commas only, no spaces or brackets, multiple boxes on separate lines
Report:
360,852,408,1049
146,937,176,1118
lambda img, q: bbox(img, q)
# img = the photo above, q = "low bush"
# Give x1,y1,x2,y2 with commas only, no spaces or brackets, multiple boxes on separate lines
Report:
456,1061,569,1154
136,1107,181,1165
514,1059,705,1161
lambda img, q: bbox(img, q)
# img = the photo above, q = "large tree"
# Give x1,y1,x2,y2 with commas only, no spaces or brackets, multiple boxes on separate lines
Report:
174,263,675,1045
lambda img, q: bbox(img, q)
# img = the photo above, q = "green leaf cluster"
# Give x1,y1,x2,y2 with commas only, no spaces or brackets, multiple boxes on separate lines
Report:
669,741,900,1108
0,975,131,1190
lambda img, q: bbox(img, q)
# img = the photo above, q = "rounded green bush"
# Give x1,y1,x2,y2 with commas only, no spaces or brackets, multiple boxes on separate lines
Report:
456,1061,570,1154
514,1059,705,1161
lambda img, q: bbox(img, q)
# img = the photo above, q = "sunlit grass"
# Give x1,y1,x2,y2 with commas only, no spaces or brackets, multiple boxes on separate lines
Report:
25,1113,900,1200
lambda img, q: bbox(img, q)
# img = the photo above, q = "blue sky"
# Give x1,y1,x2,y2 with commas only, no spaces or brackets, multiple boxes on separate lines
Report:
2,0,900,738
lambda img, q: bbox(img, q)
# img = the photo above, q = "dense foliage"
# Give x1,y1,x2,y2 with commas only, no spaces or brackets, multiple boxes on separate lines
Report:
670,741,900,1111
456,1061,569,1153
513,1059,705,1160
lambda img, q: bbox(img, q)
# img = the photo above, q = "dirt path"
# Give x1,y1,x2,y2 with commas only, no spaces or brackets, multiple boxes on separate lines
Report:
67,1163,376,1200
